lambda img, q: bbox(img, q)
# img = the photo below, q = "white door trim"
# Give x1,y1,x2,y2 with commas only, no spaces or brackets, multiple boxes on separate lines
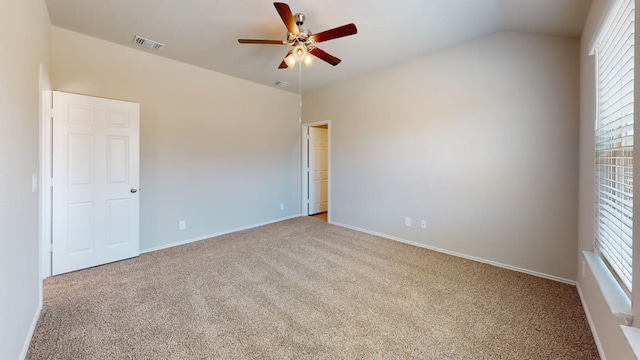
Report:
301,120,331,222
39,64,53,280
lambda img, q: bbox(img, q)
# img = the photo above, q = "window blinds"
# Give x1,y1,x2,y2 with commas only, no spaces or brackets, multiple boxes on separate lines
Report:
594,0,635,292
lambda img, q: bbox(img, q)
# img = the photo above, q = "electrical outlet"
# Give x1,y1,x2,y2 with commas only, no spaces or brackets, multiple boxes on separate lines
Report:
582,260,586,278
404,217,412,227
420,220,427,229
179,220,186,230
280,203,285,210
32,174,38,193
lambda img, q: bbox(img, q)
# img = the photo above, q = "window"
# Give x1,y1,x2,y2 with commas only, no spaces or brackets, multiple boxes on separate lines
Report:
593,0,635,292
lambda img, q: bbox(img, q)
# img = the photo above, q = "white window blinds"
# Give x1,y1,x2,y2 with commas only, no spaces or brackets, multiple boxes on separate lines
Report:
593,0,635,292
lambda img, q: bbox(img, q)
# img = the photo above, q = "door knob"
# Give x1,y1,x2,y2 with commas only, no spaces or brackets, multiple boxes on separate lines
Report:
130,188,138,193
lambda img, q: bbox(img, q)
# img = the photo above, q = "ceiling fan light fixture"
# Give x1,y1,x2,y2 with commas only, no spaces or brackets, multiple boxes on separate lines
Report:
293,43,307,62
285,54,296,68
304,54,314,67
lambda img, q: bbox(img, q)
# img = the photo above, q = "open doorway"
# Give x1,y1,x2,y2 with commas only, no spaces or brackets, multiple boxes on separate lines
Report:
302,121,330,222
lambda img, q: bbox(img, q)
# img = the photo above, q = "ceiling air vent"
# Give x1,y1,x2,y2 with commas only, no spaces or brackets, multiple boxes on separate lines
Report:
272,80,291,88
132,35,164,51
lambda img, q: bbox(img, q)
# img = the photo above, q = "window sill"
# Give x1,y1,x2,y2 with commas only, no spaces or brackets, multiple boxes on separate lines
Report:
582,251,633,324
621,325,640,358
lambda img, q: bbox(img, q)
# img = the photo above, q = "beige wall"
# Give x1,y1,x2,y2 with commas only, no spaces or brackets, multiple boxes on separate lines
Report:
3,8,612,357
577,0,636,358
0,0,50,358
51,27,301,252
303,31,580,281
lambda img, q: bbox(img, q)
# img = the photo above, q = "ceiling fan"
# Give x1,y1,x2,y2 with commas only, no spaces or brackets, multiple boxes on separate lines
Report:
238,2,358,69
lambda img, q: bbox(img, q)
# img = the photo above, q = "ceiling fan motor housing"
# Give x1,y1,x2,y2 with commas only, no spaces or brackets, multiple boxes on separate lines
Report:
298,27,312,41
293,13,312,43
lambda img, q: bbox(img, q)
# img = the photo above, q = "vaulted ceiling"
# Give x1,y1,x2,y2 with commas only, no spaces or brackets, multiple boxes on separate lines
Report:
45,0,591,93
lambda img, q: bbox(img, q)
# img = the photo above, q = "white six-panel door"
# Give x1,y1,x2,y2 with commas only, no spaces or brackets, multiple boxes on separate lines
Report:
52,91,140,275
308,127,328,215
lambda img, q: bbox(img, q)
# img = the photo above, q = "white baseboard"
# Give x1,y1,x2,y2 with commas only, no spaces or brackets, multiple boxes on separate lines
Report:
141,214,302,254
19,302,42,360
576,282,607,360
329,221,576,285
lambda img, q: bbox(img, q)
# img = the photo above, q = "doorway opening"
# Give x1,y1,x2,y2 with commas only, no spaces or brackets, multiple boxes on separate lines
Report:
301,121,330,222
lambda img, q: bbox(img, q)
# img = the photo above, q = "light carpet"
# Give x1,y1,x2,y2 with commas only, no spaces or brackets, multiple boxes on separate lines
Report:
27,217,598,359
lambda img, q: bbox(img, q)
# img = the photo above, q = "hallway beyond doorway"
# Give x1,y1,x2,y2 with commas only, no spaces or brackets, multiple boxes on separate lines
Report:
311,212,327,222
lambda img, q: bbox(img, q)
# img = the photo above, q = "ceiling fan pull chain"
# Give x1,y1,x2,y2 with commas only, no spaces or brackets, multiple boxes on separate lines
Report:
299,63,302,123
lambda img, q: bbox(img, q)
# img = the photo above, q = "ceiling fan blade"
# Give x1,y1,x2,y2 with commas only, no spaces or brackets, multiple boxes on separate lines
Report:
310,23,357,43
309,47,342,66
274,2,299,36
278,50,294,69
238,39,287,45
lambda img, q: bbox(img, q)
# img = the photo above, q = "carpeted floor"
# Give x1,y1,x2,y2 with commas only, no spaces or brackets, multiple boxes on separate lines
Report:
310,212,328,222
27,217,599,359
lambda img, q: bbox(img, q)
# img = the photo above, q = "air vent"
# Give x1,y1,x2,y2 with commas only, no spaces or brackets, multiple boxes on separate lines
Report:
272,80,291,88
132,35,164,51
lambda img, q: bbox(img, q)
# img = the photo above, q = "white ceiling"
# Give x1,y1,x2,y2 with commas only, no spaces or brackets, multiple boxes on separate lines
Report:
45,0,591,93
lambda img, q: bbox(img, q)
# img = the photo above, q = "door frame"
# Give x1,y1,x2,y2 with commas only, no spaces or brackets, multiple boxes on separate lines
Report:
39,64,53,280
301,120,331,222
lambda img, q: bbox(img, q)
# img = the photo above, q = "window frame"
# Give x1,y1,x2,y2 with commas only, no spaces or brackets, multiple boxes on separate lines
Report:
591,0,635,295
